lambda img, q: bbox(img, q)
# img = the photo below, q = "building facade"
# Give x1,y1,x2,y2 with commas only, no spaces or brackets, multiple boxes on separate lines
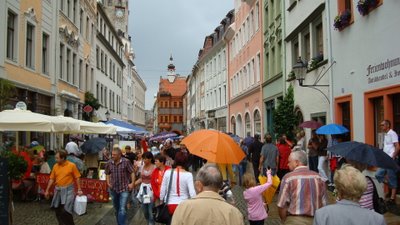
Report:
203,10,234,133
95,2,125,121
228,0,263,138
156,57,186,134
329,0,400,146
284,0,331,137
262,0,284,137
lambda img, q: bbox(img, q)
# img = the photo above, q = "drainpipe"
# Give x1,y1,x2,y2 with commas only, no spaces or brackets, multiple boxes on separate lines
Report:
326,0,334,123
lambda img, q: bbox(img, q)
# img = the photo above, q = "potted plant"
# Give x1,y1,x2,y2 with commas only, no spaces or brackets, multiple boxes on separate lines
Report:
357,0,378,16
334,9,352,30
308,52,324,71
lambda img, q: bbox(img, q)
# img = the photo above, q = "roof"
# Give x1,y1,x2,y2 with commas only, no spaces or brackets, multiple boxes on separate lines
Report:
158,77,187,97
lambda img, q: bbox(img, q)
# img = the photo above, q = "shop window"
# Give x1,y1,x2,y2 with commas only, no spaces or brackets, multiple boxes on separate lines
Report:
245,113,251,137
231,116,236,135
254,110,261,135
265,100,274,136
373,97,384,148
393,93,400,135
339,102,351,141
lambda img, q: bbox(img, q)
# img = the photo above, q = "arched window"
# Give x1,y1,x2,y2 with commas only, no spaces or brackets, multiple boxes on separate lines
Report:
231,116,236,135
236,114,243,137
245,113,251,137
254,110,261,135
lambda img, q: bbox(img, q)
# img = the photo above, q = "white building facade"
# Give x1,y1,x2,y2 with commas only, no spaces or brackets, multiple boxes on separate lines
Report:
95,3,124,121
328,0,400,146
284,0,332,133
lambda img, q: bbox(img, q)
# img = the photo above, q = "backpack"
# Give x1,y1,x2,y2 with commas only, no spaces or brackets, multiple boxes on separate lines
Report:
366,176,388,214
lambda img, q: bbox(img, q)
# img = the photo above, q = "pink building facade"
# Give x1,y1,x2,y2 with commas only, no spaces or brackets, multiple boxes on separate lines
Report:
227,0,263,138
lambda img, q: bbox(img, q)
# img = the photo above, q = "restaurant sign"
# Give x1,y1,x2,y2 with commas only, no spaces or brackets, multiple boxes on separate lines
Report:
366,57,400,84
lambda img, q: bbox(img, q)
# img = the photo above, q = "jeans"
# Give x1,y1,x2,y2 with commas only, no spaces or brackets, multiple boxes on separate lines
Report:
317,156,329,182
238,160,247,185
141,202,155,225
55,204,75,225
110,190,129,225
376,168,398,189
249,219,264,225
308,156,319,173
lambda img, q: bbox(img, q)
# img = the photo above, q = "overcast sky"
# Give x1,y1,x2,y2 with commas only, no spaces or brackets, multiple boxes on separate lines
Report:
128,0,233,110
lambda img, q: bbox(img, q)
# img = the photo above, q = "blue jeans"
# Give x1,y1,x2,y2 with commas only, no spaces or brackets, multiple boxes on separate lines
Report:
110,190,129,225
376,168,398,189
141,202,155,225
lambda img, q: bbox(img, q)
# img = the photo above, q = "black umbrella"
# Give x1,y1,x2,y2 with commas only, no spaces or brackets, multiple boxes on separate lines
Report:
327,141,399,171
80,137,107,154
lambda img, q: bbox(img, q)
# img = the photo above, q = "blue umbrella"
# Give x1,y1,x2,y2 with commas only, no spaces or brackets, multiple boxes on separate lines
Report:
316,123,349,135
327,141,399,171
80,137,107,154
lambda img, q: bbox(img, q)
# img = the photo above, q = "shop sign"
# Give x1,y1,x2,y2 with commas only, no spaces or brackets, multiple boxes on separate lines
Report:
83,105,93,113
366,57,400,84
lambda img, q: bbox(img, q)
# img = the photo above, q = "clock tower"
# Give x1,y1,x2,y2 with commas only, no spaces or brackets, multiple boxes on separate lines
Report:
102,0,129,35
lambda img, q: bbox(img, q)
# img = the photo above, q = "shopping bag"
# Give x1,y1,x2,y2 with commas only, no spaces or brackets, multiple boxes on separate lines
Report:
258,175,280,204
74,195,87,215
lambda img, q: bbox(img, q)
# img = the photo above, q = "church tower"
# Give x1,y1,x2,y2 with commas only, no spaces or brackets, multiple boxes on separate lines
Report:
167,55,177,83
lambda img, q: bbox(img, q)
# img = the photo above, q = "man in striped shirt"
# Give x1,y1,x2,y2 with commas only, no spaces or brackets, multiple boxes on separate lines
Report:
277,150,327,225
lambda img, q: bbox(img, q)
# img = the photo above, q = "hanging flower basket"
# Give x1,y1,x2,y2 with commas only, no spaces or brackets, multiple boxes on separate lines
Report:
357,0,378,16
333,9,351,30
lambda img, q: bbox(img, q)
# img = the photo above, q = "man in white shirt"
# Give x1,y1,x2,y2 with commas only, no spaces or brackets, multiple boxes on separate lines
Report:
375,119,399,205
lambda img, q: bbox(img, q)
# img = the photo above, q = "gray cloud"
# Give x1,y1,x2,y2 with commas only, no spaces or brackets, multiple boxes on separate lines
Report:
128,0,233,109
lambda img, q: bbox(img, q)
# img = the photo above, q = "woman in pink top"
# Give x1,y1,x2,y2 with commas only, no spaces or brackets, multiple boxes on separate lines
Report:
243,169,272,225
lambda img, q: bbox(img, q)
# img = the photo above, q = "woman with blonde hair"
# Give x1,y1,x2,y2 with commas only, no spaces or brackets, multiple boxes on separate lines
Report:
313,165,386,225
242,169,272,225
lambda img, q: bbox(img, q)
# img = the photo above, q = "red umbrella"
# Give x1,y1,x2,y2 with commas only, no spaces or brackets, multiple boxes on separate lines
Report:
299,120,322,129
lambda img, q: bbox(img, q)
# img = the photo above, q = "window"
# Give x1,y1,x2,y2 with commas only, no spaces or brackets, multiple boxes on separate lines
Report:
292,39,299,66
174,102,177,108
61,0,64,11
26,23,35,69
255,2,259,31
79,9,83,34
72,53,77,84
245,113,251,137
96,82,99,99
100,50,104,71
67,0,71,18
254,110,261,135
73,0,77,23
303,32,311,61
174,116,177,122
315,23,324,56
7,11,17,60
373,97,384,148
79,59,83,89
96,46,99,68
42,33,49,74
105,55,108,75
60,43,64,79
86,16,90,40
265,99,275,136
66,49,71,82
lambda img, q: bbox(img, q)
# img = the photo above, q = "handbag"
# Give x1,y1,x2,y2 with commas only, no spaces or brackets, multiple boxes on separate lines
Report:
154,168,174,224
366,176,388,214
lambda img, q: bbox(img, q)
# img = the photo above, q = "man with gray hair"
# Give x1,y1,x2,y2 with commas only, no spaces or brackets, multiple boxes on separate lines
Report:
277,150,327,225
171,164,244,225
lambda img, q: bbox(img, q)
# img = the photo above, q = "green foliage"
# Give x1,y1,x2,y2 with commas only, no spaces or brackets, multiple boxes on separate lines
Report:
85,92,101,110
273,85,297,141
0,78,16,110
84,92,101,121
0,146,27,180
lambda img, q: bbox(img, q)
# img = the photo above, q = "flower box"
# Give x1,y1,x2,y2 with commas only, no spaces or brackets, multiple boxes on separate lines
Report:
333,9,352,30
357,0,378,16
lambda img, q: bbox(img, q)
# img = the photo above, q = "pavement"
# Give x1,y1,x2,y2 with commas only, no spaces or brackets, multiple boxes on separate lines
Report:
11,162,400,225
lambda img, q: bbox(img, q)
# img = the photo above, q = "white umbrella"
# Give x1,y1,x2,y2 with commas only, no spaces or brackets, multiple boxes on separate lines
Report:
54,116,117,134
0,109,63,132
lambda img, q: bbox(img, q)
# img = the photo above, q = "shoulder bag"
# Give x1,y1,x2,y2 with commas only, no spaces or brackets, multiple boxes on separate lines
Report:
154,168,174,223
366,176,388,214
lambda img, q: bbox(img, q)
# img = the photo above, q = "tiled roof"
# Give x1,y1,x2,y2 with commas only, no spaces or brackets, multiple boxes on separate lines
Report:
159,77,187,97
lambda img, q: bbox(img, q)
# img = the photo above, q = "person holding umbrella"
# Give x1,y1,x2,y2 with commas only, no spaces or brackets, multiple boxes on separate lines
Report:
375,119,399,206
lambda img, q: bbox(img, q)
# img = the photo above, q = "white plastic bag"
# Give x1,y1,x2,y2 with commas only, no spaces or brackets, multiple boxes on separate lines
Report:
74,195,87,215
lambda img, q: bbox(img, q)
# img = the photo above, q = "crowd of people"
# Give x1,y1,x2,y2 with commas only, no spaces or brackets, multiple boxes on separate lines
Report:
7,118,399,225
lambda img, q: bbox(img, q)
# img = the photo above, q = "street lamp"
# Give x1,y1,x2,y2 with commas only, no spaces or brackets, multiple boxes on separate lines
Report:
292,57,308,86
292,56,329,87
105,110,110,121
